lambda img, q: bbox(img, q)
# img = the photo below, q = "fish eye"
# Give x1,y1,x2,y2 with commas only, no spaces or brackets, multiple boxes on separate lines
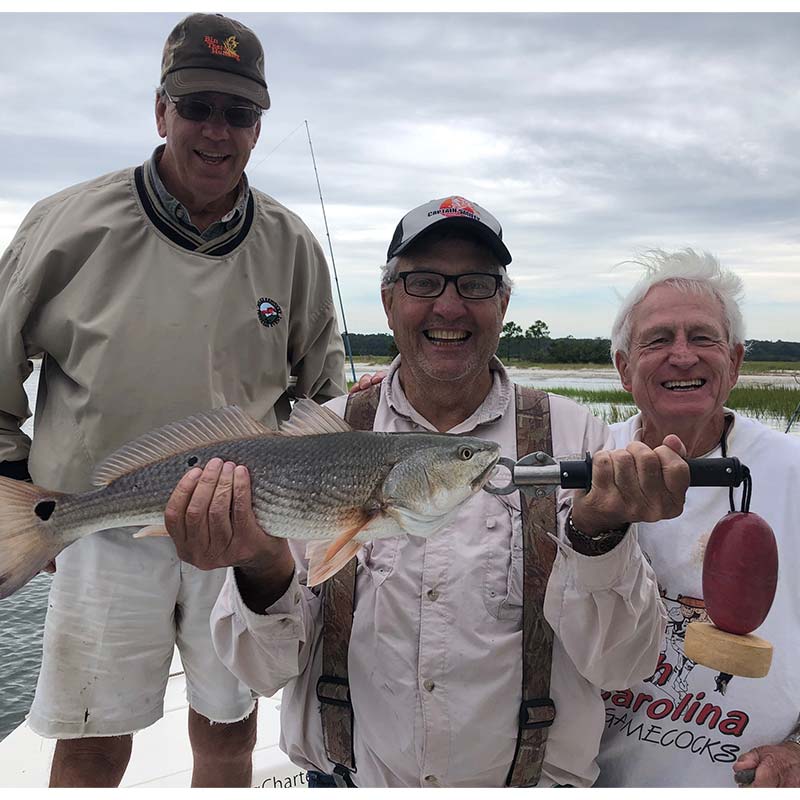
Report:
458,446,474,460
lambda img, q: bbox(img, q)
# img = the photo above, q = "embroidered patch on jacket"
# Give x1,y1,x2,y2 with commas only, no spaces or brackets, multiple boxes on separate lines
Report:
257,297,282,327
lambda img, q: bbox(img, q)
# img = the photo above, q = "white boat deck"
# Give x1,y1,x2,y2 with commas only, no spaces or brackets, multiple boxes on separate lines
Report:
0,650,304,788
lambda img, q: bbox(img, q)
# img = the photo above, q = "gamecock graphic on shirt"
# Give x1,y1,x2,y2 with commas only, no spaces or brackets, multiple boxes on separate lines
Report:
651,590,734,701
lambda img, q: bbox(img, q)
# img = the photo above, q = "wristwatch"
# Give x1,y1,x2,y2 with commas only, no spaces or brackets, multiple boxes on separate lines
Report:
566,513,629,556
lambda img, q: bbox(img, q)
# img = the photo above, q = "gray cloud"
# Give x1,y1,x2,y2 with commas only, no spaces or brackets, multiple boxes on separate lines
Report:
1,12,798,339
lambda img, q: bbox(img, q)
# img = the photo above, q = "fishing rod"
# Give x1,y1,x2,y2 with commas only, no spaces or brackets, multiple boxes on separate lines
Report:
305,120,357,385
484,452,749,498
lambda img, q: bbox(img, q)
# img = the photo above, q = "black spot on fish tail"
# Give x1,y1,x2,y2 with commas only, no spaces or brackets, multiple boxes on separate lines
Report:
34,500,56,521
187,456,199,466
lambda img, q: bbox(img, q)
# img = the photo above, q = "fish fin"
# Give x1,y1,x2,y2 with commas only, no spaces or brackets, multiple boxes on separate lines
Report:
306,537,363,588
324,520,369,562
132,525,169,539
92,406,274,487
279,398,352,437
0,476,67,600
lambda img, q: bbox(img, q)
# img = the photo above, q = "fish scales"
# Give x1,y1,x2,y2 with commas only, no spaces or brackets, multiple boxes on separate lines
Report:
53,431,399,541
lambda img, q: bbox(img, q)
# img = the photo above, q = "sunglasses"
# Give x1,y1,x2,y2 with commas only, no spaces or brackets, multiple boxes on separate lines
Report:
166,93,261,129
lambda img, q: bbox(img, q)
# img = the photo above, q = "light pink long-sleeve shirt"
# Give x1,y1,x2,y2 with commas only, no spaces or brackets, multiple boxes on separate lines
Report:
210,359,665,787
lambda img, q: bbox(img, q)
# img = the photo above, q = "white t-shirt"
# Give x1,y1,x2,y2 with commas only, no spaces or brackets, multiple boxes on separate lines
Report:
596,411,800,787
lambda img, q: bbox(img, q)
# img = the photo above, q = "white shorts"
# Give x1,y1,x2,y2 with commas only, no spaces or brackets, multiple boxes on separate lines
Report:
28,529,256,739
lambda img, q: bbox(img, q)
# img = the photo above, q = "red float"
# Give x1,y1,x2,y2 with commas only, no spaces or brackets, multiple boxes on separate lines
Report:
702,511,778,636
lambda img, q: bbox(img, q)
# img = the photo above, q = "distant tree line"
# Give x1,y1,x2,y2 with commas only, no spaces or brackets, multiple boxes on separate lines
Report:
343,329,800,363
745,340,800,361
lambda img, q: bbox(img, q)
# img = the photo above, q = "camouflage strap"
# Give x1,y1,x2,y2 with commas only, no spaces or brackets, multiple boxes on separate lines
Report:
317,385,382,776
506,385,558,787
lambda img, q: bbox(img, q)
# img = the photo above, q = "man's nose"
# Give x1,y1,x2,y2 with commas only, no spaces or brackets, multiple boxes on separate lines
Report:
431,281,467,317
667,335,699,366
201,112,232,140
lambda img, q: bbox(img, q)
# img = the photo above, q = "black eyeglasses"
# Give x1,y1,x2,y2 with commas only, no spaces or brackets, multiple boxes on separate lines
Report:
166,93,261,129
396,270,503,300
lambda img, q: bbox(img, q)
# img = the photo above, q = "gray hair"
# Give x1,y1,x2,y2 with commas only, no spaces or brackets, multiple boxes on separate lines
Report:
610,248,745,361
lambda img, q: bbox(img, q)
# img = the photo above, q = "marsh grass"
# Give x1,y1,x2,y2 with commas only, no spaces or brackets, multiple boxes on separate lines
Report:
547,385,800,428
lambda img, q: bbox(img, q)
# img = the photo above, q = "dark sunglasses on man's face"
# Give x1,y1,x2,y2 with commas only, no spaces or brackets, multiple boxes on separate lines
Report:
167,93,261,129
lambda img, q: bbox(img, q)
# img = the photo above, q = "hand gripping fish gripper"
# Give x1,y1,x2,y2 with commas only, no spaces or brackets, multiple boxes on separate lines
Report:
483,452,750,498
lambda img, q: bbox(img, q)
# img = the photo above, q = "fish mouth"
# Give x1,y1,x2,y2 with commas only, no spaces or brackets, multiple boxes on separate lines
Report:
662,378,706,392
471,455,501,491
424,329,471,345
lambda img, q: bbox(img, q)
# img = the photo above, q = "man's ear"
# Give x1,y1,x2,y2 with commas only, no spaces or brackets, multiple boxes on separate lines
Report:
730,342,745,385
155,94,168,138
381,285,395,331
615,350,633,393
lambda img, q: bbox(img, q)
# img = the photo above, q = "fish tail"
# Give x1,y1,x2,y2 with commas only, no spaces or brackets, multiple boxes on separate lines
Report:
0,476,67,600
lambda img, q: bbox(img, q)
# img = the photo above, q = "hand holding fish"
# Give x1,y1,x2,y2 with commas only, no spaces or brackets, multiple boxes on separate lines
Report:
570,435,689,536
165,458,295,611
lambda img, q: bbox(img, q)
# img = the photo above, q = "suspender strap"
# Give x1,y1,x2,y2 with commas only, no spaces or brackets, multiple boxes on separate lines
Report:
505,385,558,787
317,385,382,776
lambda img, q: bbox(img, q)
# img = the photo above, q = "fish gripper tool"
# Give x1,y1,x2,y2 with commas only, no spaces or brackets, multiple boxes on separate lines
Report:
484,452,749,499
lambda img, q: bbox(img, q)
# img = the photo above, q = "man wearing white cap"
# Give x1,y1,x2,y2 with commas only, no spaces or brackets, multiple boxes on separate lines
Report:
163,195,693,787
0,12,345,787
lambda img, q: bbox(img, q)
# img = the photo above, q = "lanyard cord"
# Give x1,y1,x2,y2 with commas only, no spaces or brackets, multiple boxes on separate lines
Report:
720,415,752,512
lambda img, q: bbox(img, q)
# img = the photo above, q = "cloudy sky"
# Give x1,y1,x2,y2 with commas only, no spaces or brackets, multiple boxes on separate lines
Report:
2,10,798,341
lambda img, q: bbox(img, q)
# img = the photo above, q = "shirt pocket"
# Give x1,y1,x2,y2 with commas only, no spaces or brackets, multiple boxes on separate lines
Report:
482,504,524,620
360,538,399,588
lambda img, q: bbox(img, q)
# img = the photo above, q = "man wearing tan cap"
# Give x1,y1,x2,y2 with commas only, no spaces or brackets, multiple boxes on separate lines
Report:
0,13,345,787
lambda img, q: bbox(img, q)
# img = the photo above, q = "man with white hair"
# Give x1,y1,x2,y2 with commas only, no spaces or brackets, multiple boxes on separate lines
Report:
596,249,800,788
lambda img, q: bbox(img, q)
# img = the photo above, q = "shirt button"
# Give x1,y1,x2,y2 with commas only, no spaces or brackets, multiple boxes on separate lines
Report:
424,775,438,785
426,588,439,601
423,679,435,692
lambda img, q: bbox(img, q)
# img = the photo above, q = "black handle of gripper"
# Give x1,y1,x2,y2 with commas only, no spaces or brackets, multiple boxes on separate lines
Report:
558,454,747,490
686,457,746,487
559,453,593,490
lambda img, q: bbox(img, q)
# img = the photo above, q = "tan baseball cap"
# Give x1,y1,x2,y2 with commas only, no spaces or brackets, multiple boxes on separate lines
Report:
161,13,270,109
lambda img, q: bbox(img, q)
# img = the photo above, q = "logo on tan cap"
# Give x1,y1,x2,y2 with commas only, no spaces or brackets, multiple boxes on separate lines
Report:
203,34,241,61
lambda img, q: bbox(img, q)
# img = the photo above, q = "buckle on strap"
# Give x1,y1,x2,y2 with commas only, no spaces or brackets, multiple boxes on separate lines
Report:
519,698,556,730
316,675,352,708
332,764,357,786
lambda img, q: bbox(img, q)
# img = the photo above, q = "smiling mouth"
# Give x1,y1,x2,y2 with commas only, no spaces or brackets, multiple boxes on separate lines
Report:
424,329,471,344
195,150,230,165
662,379,706,391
